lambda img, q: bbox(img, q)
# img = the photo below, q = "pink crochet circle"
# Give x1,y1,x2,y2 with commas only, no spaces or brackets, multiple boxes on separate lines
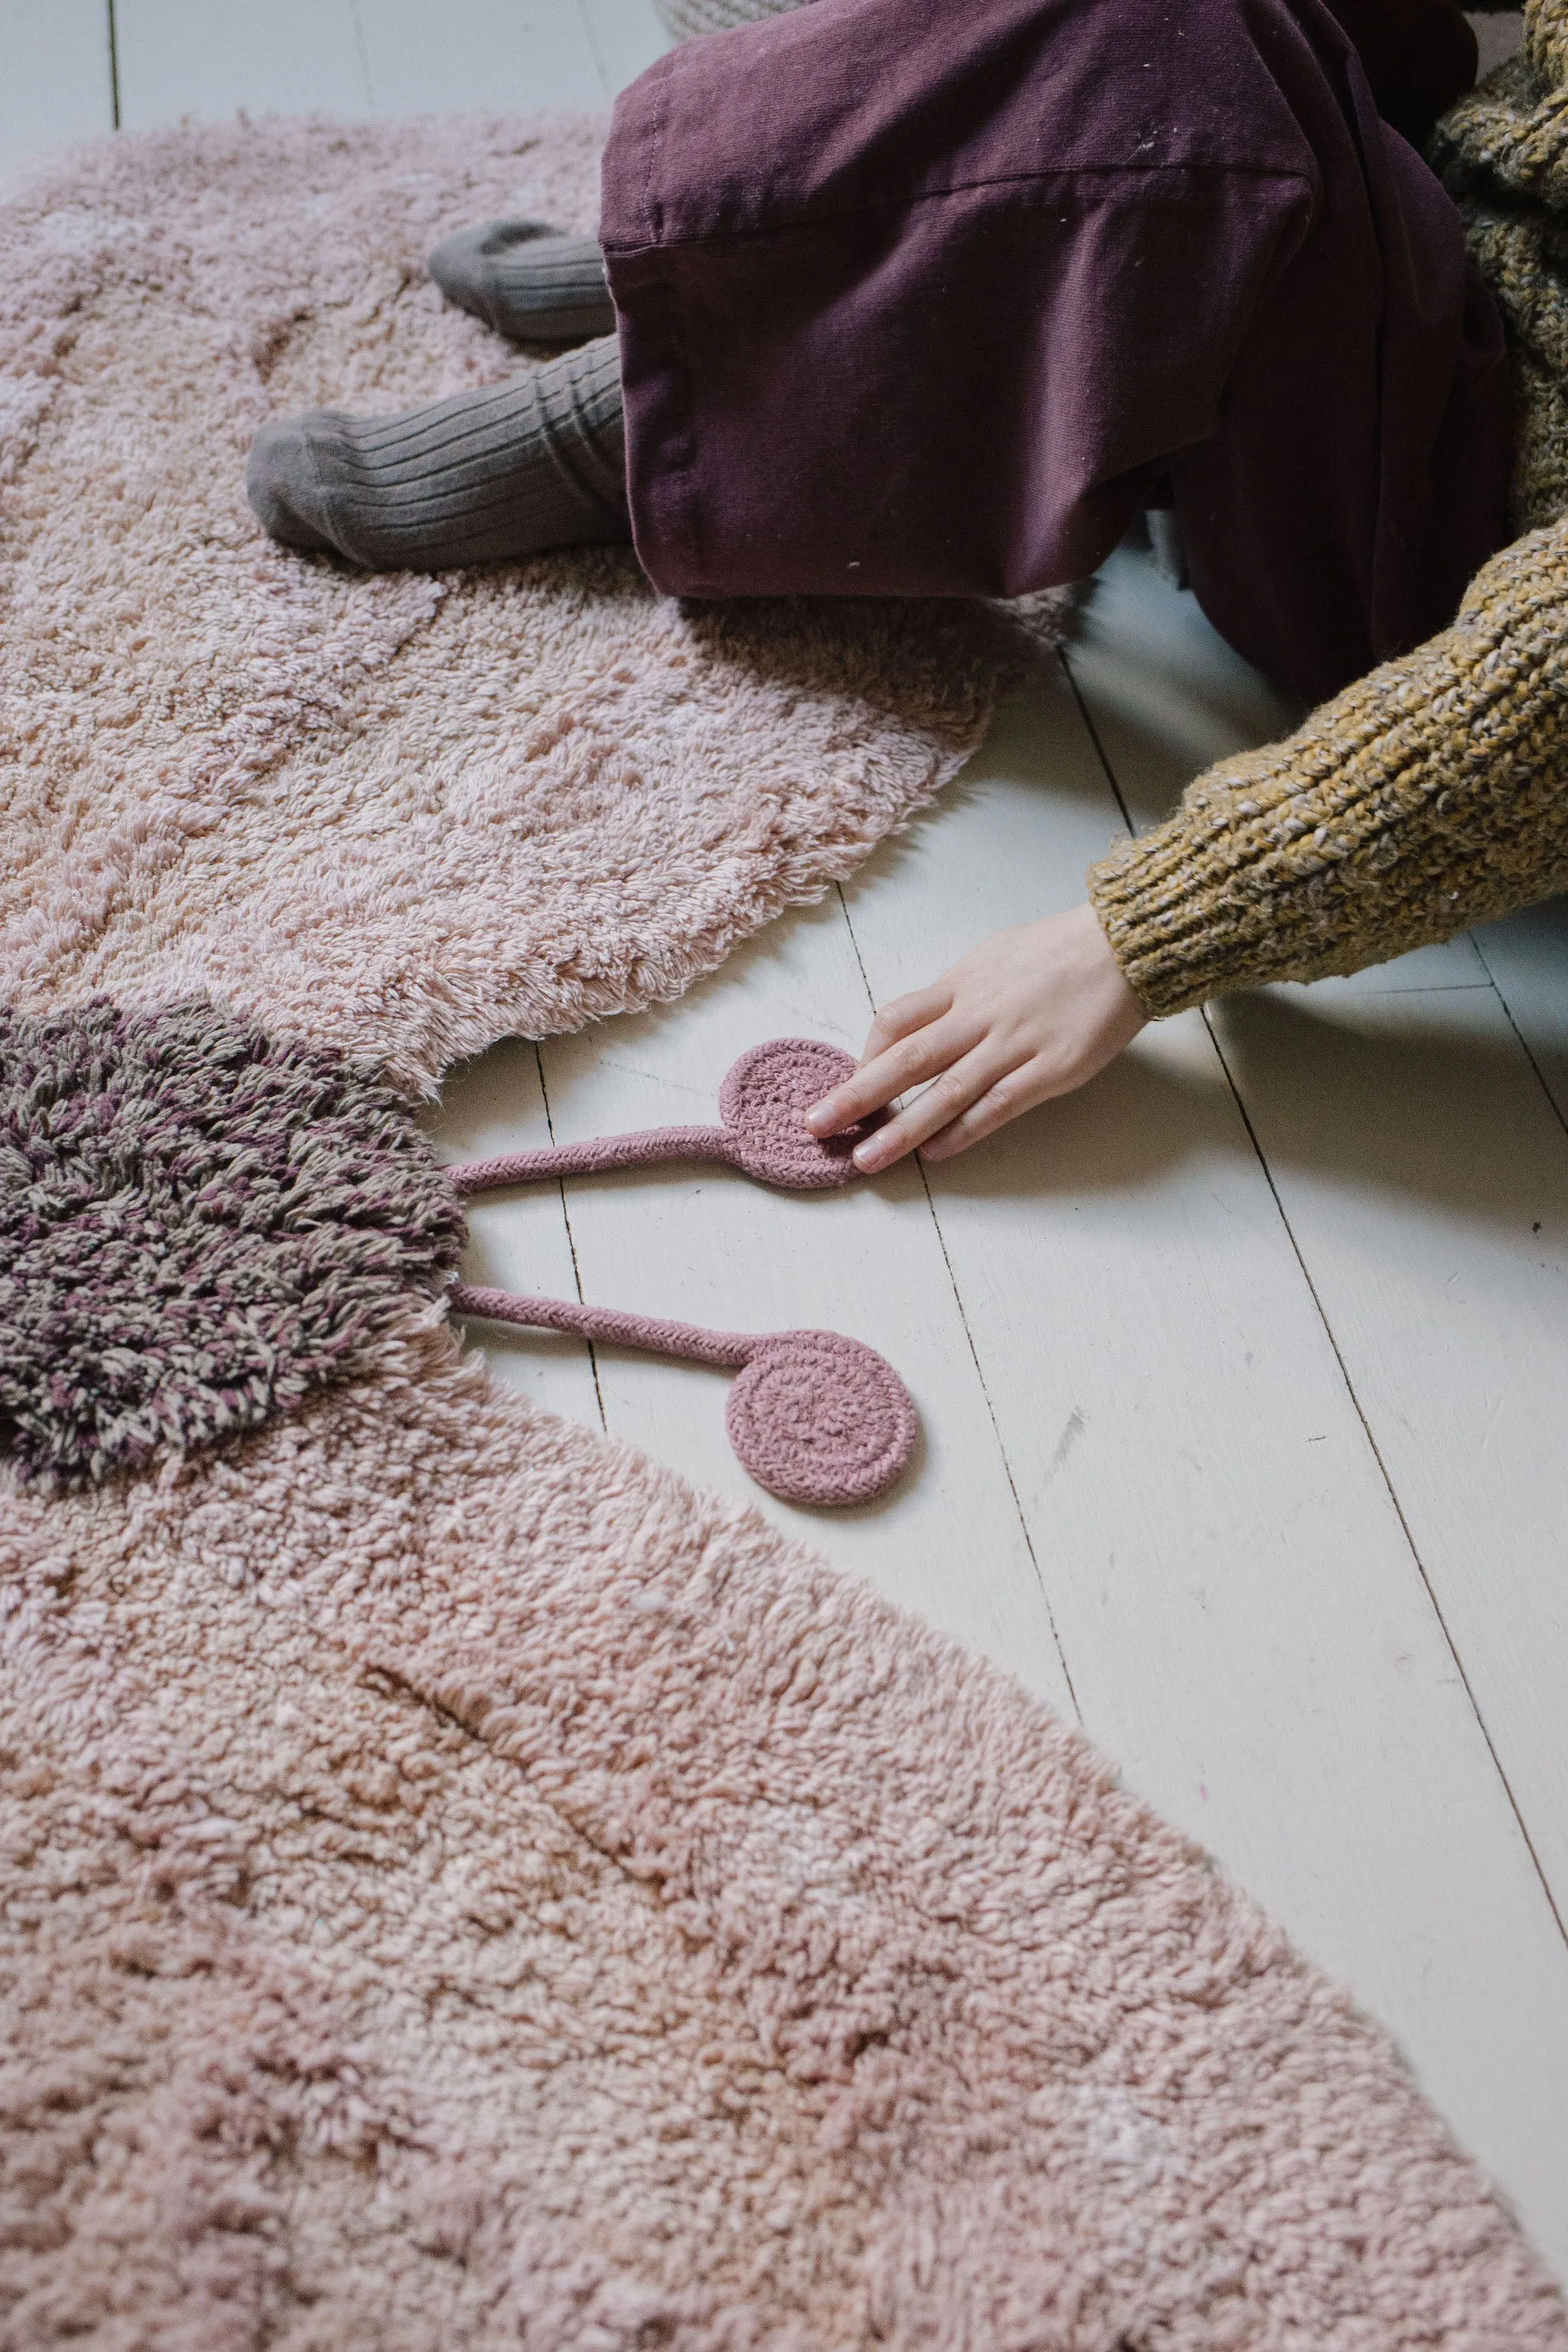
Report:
725,1330,917,1507
717,1038,885,1189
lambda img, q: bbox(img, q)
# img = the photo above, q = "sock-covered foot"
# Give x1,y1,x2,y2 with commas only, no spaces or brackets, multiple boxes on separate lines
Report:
427,218,616,344
245,334,629,571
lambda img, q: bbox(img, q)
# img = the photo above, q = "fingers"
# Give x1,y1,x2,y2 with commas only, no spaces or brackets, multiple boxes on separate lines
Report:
849,1042,1024,1172
919,1066,1040,1159
805,1002,971,1138
861,984,951,1063
922,1010,1138,1162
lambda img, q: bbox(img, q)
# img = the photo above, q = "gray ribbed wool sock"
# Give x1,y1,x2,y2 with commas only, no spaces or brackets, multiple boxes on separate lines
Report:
427,218,616,344
245,334,629,572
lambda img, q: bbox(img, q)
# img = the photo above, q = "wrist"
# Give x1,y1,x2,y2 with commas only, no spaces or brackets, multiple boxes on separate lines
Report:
1063,900,1148,1036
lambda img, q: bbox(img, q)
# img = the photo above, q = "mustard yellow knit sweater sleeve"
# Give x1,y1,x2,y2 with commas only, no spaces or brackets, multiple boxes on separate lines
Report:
1087,517,1568,1018
1088,6,1568,1020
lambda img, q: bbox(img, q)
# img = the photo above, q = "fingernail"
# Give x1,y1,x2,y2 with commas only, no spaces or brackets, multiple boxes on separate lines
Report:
853,1138,885,1171
803,1105,830,1134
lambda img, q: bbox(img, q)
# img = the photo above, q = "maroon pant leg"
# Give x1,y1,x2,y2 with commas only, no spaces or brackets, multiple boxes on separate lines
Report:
600,0,1510,702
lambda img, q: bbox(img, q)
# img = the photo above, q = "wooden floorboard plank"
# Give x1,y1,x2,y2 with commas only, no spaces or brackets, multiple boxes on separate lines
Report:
0,0,115,181
110,0,624,131
1067,543,1306,814
1211,982,1568,1913
354,0,607,116
533,892,1079,1720
114,0,370,127
845,643,1568,2276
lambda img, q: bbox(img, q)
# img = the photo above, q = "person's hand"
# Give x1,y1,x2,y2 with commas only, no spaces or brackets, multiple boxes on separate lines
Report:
805,902,1147,1171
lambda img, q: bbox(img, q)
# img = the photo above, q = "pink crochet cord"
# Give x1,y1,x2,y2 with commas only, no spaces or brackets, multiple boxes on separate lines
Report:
446,1040,917,1507
450,1125,736,1191
451,1284,915,1509
448,1038,884,1195
450,1286,755,1368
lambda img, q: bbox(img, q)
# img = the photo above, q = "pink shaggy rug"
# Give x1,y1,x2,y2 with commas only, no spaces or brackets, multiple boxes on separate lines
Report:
7,1309,1567,2350
0,114,1048,1094
1,999,1564,2347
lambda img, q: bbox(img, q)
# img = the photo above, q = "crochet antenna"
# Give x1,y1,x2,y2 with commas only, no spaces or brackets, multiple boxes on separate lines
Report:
451,1286,916,1507
444,1038,916,1505
447,1038,885,1193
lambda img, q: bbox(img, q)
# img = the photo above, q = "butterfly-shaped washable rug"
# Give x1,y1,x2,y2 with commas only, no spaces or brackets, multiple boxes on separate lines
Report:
0,117,1565,2350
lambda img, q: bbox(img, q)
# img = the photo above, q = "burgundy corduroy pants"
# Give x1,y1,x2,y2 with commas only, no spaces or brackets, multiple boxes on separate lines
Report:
599,0,1512,703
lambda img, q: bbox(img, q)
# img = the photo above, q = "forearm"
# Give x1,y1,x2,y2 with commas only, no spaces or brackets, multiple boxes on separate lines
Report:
1088,519,1568,1017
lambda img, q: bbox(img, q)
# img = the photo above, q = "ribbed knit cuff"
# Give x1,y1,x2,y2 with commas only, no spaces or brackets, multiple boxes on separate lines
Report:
1086,815,1283,1019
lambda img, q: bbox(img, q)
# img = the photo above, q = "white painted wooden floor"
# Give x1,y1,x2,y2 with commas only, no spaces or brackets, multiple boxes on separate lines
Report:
5,0,1563,2279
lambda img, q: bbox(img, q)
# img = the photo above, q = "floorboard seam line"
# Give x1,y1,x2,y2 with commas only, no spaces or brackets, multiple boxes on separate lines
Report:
1351,980,1497,996
1471,946,1568,1139
918,1167,1084,1725
106,0,121,129
533,1042,609,1432
1199,1006,1568,1949
834,885,1084,1722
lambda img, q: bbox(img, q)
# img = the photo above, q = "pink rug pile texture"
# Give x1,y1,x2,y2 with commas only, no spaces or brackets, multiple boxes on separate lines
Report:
8,1313,1566,2349
1,1002,1563,2348
2,119,1566,2348
0,112,1050,1095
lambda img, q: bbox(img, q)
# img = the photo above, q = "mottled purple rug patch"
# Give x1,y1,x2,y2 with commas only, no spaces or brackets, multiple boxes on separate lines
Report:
0,999,465,1485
